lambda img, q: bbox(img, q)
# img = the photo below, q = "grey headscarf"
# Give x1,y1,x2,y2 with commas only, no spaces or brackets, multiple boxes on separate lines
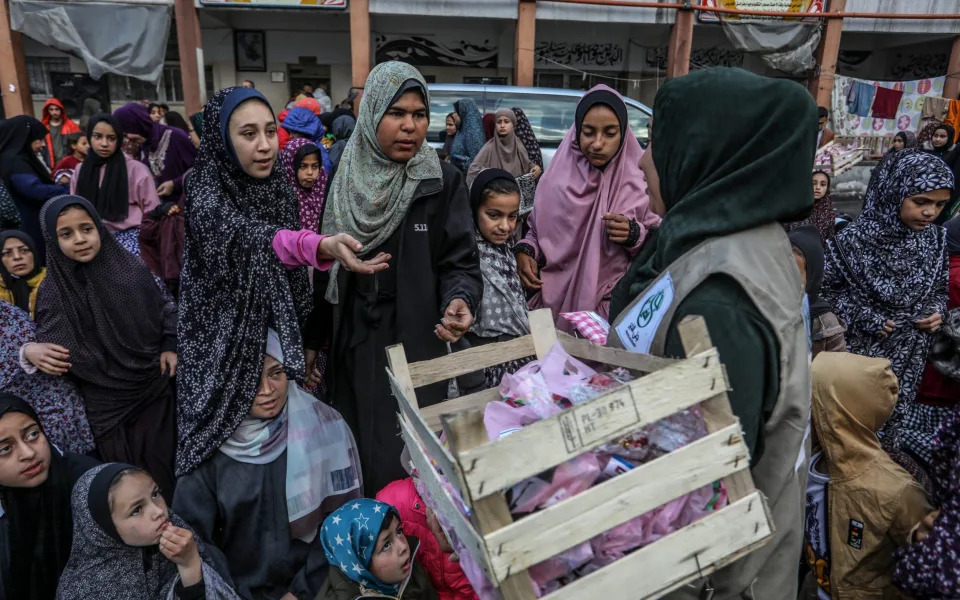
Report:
56,464,242,600
320,61,442,303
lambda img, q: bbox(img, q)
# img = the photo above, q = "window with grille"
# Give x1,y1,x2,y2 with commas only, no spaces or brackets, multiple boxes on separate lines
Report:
108,64,184,103
25,57,71,96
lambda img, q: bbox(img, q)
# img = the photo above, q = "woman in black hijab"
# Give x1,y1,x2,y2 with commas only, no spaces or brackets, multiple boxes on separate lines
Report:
0,116,68,264
22,195,178,501
0,393,98,599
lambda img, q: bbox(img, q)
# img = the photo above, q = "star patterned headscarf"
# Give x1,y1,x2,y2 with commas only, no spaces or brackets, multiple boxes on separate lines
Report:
320,499,401,595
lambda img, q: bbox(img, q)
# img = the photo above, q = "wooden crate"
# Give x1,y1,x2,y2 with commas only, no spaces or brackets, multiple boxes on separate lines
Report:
385,309,773,600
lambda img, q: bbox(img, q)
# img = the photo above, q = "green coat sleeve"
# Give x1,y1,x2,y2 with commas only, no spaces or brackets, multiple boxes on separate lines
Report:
662,275,781,462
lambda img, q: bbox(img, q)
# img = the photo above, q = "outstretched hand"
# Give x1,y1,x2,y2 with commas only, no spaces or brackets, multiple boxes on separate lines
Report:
435,299,473,343
318,233,391,274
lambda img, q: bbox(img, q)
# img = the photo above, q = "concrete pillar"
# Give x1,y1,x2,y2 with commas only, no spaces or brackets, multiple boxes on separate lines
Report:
174,0,204,115
665,4,694,79
944,35,960,100
809,0,846,109
515,0,536,87
0,0,32,117
350,0,370,89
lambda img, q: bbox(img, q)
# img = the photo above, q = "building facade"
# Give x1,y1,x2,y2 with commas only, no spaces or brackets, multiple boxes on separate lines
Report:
9,0,960,119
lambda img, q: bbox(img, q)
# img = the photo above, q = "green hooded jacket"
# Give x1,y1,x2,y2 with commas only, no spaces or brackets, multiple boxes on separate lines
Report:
610,68,817,457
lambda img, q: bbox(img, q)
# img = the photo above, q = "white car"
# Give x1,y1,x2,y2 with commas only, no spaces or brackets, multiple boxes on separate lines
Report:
427,83,652,169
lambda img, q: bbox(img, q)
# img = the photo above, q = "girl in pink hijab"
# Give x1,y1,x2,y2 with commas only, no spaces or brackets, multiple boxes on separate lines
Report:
514,85,660,329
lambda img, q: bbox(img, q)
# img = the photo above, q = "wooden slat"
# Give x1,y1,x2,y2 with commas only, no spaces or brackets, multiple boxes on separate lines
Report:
677,316,756,503
399,418,493,581
387,369,464,498
421,388,502,431
558,331,678,373
443,410,536,599
457,348,728,500
409,335,536,388
484,424,749,580
540,492,773,600
386,344,419,410
529,308,559,359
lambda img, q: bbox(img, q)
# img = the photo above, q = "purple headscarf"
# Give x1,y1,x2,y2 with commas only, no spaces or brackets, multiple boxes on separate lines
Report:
521,85,660,327
113,103,196,188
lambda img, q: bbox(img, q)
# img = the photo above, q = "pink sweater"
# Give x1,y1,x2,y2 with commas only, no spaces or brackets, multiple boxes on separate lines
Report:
70,154,161,233
272,229,333,271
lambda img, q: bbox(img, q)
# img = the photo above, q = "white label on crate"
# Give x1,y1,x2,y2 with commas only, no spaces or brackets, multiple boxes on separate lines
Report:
615,272,674,354
559,386,640,453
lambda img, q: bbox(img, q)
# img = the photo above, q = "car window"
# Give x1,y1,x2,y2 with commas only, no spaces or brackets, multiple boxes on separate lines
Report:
486,93,580,148
428,89,484,144
626,104,651,147
426,87,652,151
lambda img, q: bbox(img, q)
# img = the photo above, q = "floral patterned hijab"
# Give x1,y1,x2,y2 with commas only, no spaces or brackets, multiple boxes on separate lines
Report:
320,61,441,303
279,138,327,233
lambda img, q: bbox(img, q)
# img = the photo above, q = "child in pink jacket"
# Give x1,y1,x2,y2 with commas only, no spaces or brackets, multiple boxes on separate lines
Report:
377,478,479,600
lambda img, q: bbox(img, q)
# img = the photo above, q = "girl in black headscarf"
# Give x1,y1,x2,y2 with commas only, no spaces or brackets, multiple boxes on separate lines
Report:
55,463,241,600
0,394,98,600
0,230,46,316
176,87,383,477
0,116,68,264
22,195,178,501
923,123,956,159
72,114,162,258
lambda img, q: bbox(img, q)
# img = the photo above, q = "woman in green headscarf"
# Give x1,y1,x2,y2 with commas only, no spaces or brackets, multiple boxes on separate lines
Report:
609,68,816,600
315,61,482,493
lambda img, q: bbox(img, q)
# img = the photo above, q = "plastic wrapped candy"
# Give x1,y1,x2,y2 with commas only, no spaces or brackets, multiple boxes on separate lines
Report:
600,407,709,463
568,369,634,405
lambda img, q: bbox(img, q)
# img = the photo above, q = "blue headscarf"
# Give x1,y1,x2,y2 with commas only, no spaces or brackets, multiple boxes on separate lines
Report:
218,87,272,165
282,107,333,175
282,107,321,139
320,499,401,595
450,98,485,171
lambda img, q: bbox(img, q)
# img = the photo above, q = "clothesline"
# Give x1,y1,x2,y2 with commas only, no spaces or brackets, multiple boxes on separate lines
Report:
831,72,960,142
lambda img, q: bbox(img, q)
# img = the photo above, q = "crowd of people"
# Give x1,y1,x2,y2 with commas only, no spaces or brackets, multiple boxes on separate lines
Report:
0,59,960,600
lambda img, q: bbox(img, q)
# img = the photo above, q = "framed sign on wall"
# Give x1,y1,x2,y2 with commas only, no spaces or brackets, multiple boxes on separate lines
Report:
235,30,267,72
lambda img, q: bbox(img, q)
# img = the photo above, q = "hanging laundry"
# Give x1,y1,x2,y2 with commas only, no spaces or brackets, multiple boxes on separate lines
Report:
871,86,904,119
921,96,950,122
848,81,877,118
946,100,960,143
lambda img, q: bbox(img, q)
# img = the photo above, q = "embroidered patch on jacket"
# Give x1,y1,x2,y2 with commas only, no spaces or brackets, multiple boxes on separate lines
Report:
414,223,428,232
847,519,864,549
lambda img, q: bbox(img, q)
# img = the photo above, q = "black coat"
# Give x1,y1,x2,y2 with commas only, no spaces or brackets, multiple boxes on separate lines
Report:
312,161,482,493
173,450,357,600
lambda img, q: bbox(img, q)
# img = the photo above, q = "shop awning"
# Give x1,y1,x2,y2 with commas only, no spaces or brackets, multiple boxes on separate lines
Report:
10,0,173,83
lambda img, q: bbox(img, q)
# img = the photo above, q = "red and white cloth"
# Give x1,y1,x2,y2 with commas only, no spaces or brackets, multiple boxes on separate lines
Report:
561,311,610,345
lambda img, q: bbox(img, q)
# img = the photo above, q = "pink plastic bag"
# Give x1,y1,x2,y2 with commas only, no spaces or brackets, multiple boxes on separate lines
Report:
529,540,594,595
501,341,597,403
589,484,716,567
509,453,603,514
